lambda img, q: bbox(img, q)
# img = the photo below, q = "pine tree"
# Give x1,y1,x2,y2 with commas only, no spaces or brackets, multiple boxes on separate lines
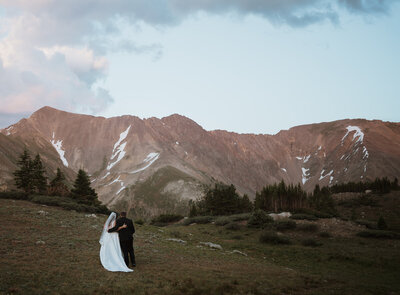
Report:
31,154,48,194
49,168,69,196
13,149,34,193
71,169,98,204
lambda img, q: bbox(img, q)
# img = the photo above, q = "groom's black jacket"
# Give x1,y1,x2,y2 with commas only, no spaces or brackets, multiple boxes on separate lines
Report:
108,217,135,241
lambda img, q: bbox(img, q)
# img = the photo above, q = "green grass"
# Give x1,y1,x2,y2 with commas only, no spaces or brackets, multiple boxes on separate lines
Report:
1,198,400,294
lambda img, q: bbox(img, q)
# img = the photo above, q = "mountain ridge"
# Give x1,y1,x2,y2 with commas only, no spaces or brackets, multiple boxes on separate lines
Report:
1,106,399,217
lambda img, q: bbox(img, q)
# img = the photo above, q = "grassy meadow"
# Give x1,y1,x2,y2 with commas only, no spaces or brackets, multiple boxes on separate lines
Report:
1,193,400,295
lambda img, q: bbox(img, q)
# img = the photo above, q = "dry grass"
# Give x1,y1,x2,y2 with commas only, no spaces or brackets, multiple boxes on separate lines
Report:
1,198,400,294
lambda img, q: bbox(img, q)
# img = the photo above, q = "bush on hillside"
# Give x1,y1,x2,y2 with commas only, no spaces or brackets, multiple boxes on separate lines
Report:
229,213,251,221
357,230,400,239
183,216,214,226
247,210,273,228
319,231,332,238
29,195,109,214
290,214,318,221
302,238,322,247
259,231,292,245
215,213,251,226
297,223,319,232
354,219,377,229
215,216,231,226
151,214,184,225
224,222,240,231
274,220,297,231
0,191,29,200
294,208,334,219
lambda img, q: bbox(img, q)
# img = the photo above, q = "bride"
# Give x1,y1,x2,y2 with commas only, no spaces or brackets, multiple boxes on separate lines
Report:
99,212,133,272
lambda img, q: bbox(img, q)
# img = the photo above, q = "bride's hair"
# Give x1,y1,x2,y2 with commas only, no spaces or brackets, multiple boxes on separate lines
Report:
120,212,127,217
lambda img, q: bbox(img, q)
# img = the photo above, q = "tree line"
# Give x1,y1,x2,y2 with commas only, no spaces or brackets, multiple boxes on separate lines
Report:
13,149,99,206
329,177,398,194
190,176,399,217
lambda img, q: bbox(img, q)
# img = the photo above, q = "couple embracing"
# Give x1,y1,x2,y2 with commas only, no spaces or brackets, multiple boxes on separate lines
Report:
99,211,136,272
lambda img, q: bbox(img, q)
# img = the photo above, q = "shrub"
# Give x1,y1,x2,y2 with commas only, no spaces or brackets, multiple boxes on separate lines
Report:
302,238,322,247
259,231,292,245
274,220,297,231
357,230,400,239
247,210,273,228
297,223,319,232
151,214,183,225
232,235,243,240
224,222,240,231
28,195,110,214
355,219,377,229
135,219,145,225
319,231,332,238
183,216,214,226
290,214,318,221
230,213,251,221
377,216,388,230
215,216,231,226
294,208,333,219
0,191,29,200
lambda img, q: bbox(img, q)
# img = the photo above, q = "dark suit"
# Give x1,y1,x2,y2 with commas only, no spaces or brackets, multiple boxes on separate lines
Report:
108,216,136,267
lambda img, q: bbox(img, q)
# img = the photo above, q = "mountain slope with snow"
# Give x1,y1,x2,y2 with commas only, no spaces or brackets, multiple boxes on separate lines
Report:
1,107,399,216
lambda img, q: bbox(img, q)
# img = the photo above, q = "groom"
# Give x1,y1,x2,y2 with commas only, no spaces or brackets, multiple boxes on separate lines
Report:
108,212,136,267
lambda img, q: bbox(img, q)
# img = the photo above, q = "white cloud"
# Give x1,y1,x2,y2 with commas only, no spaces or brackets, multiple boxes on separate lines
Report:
0,0,396,116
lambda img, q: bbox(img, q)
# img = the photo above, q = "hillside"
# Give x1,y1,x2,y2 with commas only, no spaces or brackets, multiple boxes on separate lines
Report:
1,195,400,295
1,106,399,217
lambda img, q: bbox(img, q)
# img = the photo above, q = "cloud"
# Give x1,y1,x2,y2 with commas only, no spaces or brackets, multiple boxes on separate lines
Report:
0,0,397,118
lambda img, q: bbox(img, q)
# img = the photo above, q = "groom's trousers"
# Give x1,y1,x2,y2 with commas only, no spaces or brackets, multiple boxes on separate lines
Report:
120,238,136,266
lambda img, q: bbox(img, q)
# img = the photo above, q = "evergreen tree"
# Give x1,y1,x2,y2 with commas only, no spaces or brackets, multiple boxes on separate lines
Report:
240,194,253,212
51,168,65,186
31,154,48,194
13,149,34,193
71,169,98,204
188,200,198,217
49,168,69,196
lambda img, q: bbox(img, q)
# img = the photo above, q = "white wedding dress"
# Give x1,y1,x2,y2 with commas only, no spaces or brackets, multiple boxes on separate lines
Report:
99,212,133,272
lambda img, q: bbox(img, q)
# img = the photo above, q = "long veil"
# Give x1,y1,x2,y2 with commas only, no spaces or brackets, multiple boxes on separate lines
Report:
99,212,116,245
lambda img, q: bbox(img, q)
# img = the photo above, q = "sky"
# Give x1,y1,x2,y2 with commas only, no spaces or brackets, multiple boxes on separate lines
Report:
0,0,399,134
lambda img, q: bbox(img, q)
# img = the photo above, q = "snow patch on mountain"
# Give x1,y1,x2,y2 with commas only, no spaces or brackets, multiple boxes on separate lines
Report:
107,175,121,186
363,146,369,159
131,152,160,174
101,171,110,179
281,168,287,173
107,125,131,170
342,126,364,145
5,126,13,136
105,175,125,195
301,167,310,184
50,132,69,167
319,169,333,181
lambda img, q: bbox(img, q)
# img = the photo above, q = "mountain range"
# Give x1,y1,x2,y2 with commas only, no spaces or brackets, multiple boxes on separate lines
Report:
1,106,399,218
